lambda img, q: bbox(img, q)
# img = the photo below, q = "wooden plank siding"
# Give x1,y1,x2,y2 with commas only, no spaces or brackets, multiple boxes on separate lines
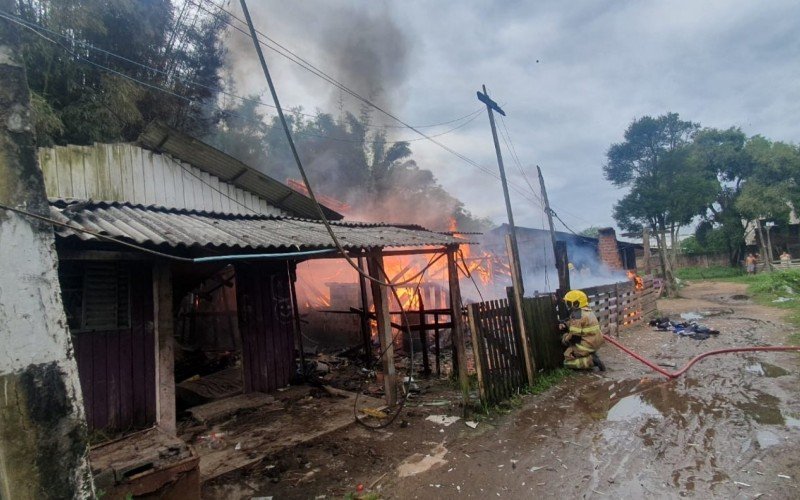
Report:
38,143,288,216
582,276,658,335
70,261,156,432
235,262,295,393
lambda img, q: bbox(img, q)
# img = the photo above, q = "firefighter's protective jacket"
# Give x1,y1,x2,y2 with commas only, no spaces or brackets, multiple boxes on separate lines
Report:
566,307,604,350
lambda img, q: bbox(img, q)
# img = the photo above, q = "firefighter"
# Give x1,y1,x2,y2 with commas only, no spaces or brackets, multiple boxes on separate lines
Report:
559,289,606,371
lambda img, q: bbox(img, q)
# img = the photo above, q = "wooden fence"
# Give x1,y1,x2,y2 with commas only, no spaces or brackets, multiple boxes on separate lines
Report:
466,300,526,404
466,276,659,405
582,275,658,336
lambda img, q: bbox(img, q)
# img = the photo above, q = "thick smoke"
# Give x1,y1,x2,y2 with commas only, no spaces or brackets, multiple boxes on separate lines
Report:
226,1,410,111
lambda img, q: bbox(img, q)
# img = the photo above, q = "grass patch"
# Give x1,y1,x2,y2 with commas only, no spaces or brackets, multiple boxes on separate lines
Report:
526,367,573,395
675,265,744,280
699,269,800,339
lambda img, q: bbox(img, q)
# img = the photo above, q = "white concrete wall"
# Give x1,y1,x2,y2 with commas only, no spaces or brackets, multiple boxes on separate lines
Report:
38,143,287,216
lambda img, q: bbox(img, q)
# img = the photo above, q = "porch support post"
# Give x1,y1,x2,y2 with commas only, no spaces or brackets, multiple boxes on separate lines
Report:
366,250,397,405
153,261,176,435
446,245,471,413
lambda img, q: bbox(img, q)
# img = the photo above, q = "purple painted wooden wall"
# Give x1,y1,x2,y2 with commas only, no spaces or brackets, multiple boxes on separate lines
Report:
235,262,295,393
72,262,156,431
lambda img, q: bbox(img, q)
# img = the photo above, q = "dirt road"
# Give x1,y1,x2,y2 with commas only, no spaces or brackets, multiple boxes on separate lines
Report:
206,281,800,499
384,281,800,499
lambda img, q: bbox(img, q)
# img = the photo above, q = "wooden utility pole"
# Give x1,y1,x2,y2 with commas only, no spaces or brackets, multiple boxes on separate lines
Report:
0,4,94,497
478,85,524,294
537,166,570,292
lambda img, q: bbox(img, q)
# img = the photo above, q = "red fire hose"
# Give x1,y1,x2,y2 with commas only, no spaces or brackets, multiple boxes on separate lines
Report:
602,334,800,379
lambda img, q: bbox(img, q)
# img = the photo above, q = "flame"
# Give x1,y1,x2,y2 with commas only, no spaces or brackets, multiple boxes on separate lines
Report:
627,270,644,291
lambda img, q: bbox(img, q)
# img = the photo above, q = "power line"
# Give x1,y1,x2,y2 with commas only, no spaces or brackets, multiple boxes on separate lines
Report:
1,6,541,205
192,0,544,205
0,10,484,147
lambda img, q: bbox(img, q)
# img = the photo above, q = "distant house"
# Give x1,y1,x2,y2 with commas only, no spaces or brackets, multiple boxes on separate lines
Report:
40,122,466,435
484,224,639,273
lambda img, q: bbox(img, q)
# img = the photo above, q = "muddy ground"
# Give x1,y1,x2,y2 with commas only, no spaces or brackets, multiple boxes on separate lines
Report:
205,281,800,499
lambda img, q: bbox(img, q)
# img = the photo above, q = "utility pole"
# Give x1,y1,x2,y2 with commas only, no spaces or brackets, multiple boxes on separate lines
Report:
477,85,524,294
537,166,569,292
0,4,94,498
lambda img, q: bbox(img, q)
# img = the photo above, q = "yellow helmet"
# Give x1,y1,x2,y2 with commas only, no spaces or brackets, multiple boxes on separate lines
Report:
564,289,589,309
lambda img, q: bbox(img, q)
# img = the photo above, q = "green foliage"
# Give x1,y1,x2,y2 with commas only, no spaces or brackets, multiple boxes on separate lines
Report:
579,226,601,238
208,104,492,231
681,227,730,255
674,266,744,280
18,0,227,145
747,270,800,296
525,368,573,395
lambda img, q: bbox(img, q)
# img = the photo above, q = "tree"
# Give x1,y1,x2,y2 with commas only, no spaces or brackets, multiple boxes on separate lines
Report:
209,104,492,231
604,113,716,295
17,0,226,145
578,226,601,238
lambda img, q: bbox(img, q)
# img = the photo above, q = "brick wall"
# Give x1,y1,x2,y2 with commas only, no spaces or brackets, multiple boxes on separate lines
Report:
598,227,623,269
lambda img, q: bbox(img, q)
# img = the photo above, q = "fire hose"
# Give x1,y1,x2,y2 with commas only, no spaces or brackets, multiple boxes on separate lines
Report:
602,334,800,379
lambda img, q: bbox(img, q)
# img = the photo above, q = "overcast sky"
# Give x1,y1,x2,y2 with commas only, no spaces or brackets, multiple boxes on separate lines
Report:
227,0,800,235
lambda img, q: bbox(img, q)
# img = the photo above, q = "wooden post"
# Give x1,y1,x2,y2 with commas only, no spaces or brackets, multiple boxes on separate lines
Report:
153,261,176,435
366,252,397,405
642,225,651,274
434,313,441,377
506,235,536,386
446,245,472,413
357,255,372,364
288,263,306,376
418,290,431,376
555,241,571,293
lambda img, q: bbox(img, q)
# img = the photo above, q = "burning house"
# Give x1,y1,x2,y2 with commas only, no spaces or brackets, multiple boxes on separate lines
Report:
482,224,640,294
38,123,468,451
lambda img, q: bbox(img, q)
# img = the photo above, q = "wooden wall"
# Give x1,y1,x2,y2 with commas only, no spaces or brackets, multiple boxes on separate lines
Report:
235,262,295,393
71,261,156,432
38,143,286,216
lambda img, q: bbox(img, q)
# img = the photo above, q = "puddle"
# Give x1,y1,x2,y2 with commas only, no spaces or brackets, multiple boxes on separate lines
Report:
755,429,781,448
784,413,800,429
680,312,705,321
607,395,662,422
744,362,790,378
736,392,784,425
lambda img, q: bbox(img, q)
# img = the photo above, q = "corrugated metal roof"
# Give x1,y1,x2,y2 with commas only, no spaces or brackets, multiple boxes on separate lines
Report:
138,122,343,221
50,199,469,252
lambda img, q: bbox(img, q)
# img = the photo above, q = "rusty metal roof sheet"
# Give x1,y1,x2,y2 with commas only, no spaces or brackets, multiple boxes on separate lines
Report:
50,199,469,252
137,122,343,221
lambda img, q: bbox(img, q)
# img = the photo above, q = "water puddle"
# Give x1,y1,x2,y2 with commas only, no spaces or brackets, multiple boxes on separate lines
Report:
736,392,784,425
784,413,800,429
680,312,705,321
744,362,790,378
755,429,781,448
607,395,662,422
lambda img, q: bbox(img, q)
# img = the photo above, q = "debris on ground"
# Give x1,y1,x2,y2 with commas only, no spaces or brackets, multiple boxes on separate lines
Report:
425,415,461,426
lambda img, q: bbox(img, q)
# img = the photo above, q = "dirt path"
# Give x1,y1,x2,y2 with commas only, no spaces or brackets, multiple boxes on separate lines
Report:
206,281,800,499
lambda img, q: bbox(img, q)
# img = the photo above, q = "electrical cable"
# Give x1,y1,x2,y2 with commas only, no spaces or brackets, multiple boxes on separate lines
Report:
0,11,481,146
0,8,485,133
352,252,441,429
192,0,543,206
1,7,542,204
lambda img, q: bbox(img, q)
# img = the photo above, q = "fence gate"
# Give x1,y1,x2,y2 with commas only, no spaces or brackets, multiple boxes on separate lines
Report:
467,299,527,405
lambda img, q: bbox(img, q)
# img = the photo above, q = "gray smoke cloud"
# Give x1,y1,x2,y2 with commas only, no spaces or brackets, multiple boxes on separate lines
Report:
226,1,411,112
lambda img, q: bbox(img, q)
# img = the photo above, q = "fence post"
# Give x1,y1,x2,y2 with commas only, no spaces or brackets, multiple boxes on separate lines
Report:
505,235,536,386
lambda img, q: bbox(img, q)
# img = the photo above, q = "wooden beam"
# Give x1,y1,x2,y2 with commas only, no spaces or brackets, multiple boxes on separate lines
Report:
446,245,471,414
366,251,397,405
153,261,176,435
357,256,372,365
